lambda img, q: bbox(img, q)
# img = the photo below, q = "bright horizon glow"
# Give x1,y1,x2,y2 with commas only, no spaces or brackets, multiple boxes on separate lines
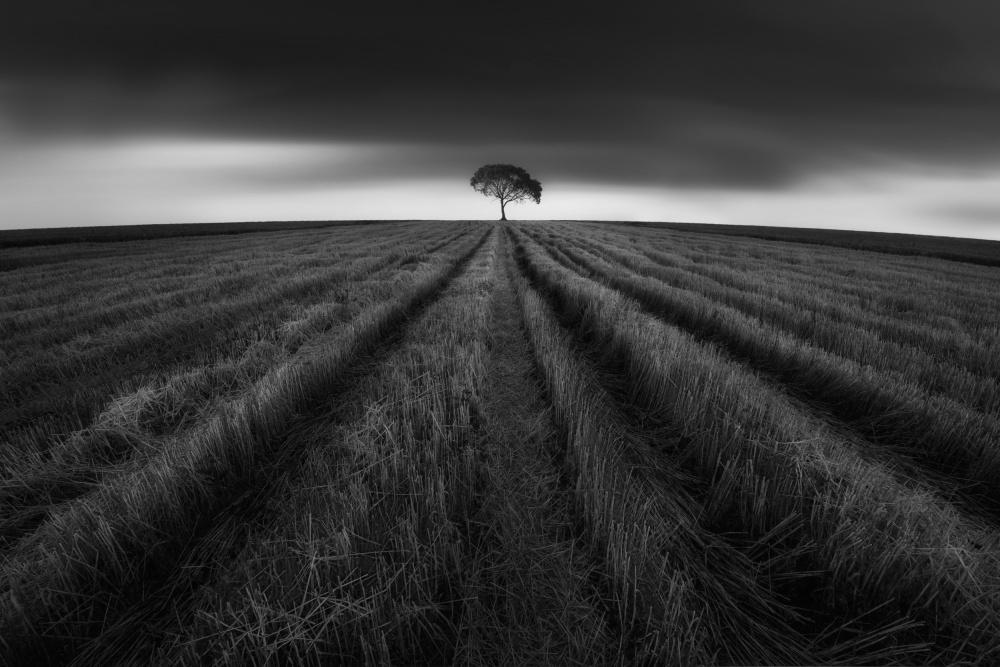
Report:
1,136,999,241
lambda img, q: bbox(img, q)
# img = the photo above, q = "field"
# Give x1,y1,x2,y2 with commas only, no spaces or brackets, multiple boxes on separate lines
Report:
1,219,999,665
617,220,1000,267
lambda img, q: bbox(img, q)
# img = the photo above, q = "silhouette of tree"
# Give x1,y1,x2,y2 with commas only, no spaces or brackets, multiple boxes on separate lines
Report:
470,164,542,221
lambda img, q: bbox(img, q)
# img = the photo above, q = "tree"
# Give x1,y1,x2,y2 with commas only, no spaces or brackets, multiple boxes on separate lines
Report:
470,164,542,221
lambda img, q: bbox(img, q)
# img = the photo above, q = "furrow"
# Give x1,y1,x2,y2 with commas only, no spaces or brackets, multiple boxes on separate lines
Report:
563,229,1000,414
0,227,491,663
522,226,1000,516
510,225,1000,664
506,231,822,665
0,228,470,469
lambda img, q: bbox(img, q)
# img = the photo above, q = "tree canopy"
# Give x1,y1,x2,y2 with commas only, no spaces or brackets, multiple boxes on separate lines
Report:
470,164,542,220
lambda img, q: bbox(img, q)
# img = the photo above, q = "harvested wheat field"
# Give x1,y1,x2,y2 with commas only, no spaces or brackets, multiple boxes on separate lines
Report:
1,219,1000,665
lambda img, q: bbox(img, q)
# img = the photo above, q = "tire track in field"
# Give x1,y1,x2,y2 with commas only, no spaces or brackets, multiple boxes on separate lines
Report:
452,233,617,664
523,227,1000,525
0,228,492,664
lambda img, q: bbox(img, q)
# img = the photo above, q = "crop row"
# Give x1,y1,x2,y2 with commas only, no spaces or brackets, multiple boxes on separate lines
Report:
591,220,1000,268
146,231,831,665
552,223,1000,356
128,229,508,664
508,242,816,664
4,220,997,664
579,229,1000,370
1,228,459,398
0,228,490,661
0,230,483,545
625,232,1000,375
0,223,464,347
521,226,1000,512
575,222,1000,341
0,224,373,311
545,230,1000,420
0,226,471,464
509,225,1000,664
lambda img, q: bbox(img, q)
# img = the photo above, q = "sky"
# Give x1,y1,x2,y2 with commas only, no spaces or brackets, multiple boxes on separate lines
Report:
3,2,1000,239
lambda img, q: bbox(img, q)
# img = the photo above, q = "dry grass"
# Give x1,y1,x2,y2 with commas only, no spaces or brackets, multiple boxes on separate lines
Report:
1,220,999,665
522,225,1000,510
511,225,1000,664
0,227,488,661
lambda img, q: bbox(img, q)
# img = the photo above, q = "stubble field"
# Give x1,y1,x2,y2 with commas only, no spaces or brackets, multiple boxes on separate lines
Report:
1,219,999,665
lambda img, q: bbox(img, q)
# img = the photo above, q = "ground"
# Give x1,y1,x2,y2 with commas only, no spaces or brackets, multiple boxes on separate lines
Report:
1,220,999,665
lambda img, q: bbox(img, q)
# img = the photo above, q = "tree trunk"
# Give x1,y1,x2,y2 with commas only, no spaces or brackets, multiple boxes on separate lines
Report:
500,200,507,221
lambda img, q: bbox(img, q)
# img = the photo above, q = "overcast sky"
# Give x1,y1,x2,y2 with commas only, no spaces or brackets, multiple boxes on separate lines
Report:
3,2,1000,239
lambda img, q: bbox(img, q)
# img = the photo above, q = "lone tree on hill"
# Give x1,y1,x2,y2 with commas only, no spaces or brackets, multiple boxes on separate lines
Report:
470,164,542,221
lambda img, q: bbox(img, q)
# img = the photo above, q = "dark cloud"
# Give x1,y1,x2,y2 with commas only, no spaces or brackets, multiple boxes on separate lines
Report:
4,2,1000,190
